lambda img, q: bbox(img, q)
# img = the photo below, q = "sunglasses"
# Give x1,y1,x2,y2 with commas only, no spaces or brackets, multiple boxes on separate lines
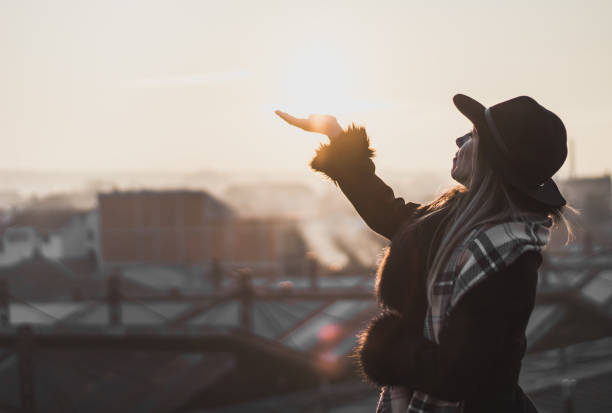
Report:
456,132,473,148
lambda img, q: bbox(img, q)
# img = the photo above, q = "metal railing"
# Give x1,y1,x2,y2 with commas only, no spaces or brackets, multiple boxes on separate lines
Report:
0,251,610,413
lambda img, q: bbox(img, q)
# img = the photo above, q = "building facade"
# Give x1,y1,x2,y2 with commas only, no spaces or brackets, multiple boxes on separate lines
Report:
98,190,307,275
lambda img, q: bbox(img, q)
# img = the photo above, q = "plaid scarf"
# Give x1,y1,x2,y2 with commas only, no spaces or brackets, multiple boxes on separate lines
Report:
377,217,552,413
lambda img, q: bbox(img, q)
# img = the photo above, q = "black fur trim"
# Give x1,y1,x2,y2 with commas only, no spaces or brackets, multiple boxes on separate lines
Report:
354,310,423,386
309,124,375,181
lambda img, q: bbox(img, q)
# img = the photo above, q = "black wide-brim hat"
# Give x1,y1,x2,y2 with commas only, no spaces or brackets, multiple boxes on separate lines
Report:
453,94,567,208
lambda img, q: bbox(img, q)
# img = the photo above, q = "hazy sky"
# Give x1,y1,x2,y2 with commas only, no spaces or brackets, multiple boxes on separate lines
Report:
2,0,611,177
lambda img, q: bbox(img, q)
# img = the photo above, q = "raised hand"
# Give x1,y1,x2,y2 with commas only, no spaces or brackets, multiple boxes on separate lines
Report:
275,110,344,139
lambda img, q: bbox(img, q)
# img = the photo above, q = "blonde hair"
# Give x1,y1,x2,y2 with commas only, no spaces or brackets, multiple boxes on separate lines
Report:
416,131,574,308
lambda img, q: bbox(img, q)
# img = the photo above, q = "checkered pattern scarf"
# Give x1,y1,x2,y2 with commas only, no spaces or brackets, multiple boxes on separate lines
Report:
376,216,552,413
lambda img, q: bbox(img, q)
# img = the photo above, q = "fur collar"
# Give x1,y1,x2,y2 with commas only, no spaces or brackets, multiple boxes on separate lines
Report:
374,206,450,318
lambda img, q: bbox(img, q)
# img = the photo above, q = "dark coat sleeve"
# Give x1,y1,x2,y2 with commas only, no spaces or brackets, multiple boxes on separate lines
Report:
310,124,421,240
359,250,541,402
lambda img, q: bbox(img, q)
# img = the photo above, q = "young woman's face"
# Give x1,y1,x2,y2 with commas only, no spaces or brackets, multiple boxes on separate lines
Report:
451,128,478,185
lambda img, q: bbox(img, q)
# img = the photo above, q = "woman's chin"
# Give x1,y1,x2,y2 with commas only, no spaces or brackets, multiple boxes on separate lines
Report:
451,169,466,185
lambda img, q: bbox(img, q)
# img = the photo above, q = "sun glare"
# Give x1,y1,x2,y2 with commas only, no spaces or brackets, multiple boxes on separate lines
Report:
282,44,357,117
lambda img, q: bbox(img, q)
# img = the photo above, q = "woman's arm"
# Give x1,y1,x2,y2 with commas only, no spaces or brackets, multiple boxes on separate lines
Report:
275,111,421,240
358,251,541,401
309,124,421,240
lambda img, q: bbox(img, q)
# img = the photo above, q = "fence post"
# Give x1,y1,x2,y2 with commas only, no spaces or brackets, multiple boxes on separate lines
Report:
108,271,122,326
17,325,36,413
237,268,253,332
561,378,577,413
0,279,9,326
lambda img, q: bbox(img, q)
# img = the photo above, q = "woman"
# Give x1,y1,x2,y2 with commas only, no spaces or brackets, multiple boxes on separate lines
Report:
275,94,570,412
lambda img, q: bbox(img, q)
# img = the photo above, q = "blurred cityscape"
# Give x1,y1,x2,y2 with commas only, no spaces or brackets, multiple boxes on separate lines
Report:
0,169,610,412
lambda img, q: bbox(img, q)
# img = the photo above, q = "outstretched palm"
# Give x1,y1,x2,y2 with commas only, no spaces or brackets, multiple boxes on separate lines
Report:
275,110,343,139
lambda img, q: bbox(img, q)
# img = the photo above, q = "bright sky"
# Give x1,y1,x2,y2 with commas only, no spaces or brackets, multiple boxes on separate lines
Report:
2,0,611,177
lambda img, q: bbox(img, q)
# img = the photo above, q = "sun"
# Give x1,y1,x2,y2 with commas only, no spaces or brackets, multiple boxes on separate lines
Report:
281,43,357,117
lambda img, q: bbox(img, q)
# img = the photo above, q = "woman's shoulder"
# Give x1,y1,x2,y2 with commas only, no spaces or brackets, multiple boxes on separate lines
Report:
486,250,542,295
454,250,542,313
500,249,542,298
508,249,543,271
452,216,549,291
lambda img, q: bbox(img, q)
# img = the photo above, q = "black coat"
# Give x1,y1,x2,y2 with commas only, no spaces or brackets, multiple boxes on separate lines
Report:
310,125,540,412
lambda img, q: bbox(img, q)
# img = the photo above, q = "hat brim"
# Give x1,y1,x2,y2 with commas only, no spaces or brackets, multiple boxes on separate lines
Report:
521,178,567,208
452,93,567,209
453,94,486,127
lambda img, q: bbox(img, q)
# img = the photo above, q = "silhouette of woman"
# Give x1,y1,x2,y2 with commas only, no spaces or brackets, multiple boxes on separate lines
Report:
275,94,570,413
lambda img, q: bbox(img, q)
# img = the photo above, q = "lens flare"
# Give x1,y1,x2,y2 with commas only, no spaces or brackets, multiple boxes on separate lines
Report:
317,323,342,342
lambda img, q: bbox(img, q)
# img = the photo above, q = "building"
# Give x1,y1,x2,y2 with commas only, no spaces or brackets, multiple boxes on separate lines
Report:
0,208,100,267
98,190,308,275
98,190,236,266
549,174,612,252
0,251,152,301
558,174,611,223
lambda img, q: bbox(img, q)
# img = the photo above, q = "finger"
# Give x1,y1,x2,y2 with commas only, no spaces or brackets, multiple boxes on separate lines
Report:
275,110,310,130
275,110,302,126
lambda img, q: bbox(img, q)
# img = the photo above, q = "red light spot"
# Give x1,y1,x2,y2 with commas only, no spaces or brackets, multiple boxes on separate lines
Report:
318,323,341,341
